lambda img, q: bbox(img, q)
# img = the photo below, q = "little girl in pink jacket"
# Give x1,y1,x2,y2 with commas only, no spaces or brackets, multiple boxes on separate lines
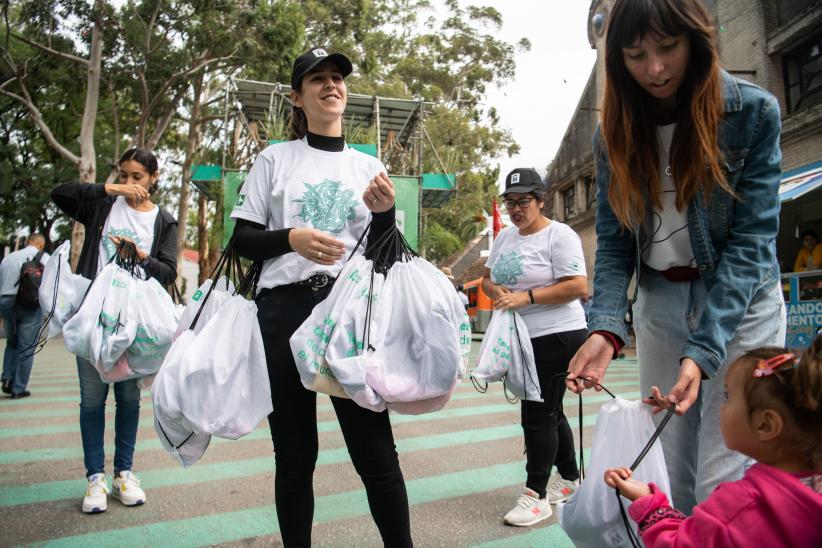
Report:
604,336,822,547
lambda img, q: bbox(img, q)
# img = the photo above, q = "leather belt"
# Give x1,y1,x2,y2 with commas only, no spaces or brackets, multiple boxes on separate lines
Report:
293,273,335,290
658,266,700,282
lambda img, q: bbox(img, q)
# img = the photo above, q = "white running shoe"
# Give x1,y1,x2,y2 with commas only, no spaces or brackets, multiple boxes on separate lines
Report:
546,472,578,504
111,471,146,506
503,487,552,526
82,473,108,514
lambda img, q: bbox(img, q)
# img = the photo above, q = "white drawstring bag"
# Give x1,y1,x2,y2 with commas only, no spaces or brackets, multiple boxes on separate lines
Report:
96,266,138,372
324,259,389,412
365,258,462,407
151,330,212,467
38,241,91,339
290,255,375,402
152,295,271,441
126,278,178,375
557,398,672,547
472,309,541,402
411,259,472,379
63,264,118,363
174,276,234,339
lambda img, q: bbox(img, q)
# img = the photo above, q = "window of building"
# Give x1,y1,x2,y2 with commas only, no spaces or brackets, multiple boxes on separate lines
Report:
784,32,822,113
585,175,596,210
776,0,815,27
564,186,576,219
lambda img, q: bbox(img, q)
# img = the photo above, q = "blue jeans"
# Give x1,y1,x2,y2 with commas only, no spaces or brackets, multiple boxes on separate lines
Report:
77,357,141,478
633,269,785,514
1,295,43,393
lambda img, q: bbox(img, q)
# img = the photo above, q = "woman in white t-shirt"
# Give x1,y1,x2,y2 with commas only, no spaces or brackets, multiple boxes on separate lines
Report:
483,168,588,527
52,148,178,515
230,47,411,547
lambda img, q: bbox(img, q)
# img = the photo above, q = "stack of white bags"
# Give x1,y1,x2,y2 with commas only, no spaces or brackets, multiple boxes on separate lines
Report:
290,254,471,414
151,276,272,467
47,242,178,385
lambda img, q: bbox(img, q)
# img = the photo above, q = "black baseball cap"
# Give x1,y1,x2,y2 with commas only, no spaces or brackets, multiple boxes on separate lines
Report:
500,168,545,196
291,47,353,89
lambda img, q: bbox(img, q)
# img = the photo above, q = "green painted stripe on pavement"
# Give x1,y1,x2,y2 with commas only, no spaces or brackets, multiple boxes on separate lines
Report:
0,378,640,422
0,392,629,507
471,524,574,547
0,382,638,439
0,389,637,466
38,460,573,547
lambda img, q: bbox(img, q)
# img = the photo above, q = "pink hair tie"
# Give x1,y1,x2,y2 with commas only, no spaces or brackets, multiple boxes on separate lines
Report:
753,353,796,378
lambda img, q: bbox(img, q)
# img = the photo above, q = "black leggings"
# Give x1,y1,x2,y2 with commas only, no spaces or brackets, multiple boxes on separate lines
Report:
256,285,412,548
522,329,587,498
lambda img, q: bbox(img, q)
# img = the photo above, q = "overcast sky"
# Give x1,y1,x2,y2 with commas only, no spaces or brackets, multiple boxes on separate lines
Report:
477,1,597,190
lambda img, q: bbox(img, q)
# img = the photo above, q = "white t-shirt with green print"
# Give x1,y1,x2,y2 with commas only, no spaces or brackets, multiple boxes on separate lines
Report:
230,138,384,289
485,221,587,338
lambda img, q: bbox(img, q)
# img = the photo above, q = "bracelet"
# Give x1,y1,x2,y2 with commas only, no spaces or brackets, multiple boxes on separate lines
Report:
528,289,535,304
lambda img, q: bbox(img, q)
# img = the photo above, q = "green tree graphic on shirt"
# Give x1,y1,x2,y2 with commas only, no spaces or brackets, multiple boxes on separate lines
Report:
294,179,358,234
492,251,525,285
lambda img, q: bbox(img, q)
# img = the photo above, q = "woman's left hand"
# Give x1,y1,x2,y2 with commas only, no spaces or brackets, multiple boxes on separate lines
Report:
109,235,148,262
493,291,530,311
644,358,703,416
363,172,395,213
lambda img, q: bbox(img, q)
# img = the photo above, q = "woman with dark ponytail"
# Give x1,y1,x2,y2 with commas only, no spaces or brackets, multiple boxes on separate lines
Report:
52,148,178,514
566,0,786,514
230,47,412,546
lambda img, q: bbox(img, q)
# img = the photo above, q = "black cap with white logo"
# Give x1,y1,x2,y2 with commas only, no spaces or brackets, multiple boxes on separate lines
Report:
291,47,353,89
500,168,545,196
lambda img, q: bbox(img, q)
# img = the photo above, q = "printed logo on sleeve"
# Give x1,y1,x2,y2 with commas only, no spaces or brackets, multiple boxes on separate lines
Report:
192,289,203,301
569,261,581,271
235,194,246,207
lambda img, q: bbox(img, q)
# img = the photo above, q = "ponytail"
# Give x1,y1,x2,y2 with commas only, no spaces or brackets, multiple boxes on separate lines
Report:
289,107,308,141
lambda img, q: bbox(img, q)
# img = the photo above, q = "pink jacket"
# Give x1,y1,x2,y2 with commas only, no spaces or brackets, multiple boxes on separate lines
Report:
628,463,822,547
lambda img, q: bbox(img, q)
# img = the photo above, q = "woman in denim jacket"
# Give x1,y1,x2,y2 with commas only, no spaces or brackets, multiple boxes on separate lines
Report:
566,0,786,514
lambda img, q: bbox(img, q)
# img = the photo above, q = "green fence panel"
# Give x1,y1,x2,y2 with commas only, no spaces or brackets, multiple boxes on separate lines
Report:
223,171,248,248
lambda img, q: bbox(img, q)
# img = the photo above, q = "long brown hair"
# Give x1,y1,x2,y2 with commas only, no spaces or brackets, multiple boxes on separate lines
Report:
602,0,730,229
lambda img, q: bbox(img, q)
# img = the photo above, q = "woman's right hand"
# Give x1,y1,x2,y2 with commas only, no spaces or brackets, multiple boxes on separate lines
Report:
288,228,345,266
104,183,149,203
566,332,614,393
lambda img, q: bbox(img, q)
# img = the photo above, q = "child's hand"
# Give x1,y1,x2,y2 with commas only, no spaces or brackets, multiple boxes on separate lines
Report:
604,467,651,501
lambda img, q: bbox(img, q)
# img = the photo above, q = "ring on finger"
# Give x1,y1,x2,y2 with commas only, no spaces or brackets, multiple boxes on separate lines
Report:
317,250,324,259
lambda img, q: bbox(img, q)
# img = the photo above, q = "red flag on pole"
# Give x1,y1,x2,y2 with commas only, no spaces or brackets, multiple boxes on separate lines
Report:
492,198,502,239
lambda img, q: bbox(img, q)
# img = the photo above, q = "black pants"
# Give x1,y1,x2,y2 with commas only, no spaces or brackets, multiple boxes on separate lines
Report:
256,285,412,548
522,329,587,497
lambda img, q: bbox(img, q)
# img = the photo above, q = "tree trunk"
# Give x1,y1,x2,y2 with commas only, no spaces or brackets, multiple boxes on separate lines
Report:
197,193,209,285
176,72,204,288
70,3,104,270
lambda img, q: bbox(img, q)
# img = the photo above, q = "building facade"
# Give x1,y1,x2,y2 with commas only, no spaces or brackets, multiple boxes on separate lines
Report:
547,0,822,287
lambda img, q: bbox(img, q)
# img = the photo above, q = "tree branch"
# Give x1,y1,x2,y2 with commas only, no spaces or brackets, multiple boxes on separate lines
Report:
10,32,88,66
0,84,80,166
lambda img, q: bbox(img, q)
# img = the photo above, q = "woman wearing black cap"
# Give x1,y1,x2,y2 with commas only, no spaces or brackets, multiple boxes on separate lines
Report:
230,47,412,546
481,168,588,527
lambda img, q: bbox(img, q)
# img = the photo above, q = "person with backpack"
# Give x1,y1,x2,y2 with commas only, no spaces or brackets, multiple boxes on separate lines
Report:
0,233,49,399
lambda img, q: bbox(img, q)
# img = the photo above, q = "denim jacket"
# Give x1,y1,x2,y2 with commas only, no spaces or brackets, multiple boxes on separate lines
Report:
588,71,782,377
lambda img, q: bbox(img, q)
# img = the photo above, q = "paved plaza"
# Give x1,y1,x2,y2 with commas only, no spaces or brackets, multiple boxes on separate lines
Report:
0,338,641,547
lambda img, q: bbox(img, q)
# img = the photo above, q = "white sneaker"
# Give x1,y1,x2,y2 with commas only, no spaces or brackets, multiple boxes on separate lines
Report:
111,471,146,506
82,473,108,514
503,487,552,526
546,472,578,504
